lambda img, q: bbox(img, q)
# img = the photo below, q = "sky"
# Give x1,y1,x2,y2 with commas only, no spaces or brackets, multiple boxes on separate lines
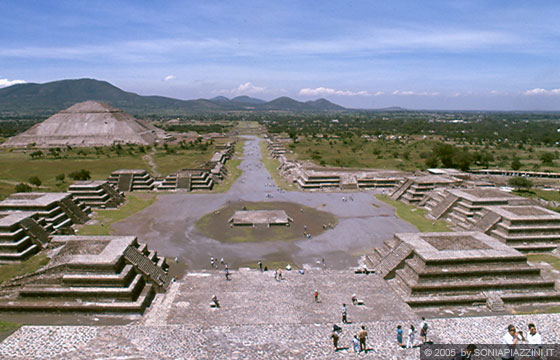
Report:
0,0,559,110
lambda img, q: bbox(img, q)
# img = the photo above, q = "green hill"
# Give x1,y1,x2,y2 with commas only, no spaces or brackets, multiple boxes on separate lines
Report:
0,78,346,115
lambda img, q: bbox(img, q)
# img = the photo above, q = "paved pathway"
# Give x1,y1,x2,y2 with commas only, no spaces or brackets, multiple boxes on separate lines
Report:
112,136,416,269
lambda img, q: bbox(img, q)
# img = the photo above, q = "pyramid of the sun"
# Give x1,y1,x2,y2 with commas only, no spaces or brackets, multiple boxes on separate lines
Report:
2,101,163,147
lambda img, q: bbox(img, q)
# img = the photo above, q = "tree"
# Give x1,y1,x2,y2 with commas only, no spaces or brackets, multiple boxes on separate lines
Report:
15,183,32,193
69,169,91,181
508,176,533,191
28,176,42,187
55,173,65,182
511,158,521,171
539,152,555,165
29,150,43,159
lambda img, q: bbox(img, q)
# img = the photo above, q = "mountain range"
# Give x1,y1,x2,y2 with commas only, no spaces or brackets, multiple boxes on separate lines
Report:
0,78,346,115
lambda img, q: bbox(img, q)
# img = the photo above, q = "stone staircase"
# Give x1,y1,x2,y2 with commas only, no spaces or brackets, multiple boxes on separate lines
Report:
124,245,171,290
117,173,133,192
470,210,501,233
390,179,413,200
0,236,167,314
429,194,459,219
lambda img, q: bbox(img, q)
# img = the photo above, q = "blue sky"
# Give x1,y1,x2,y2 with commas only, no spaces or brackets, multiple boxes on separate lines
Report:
1,0,559,110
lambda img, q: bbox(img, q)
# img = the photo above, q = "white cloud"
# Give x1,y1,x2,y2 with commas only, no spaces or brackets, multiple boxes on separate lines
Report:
237,82,265,93
524,88,560,96
299,87,372,96
0,78,26,88
163,75,176,81
392,90,440,96
214,82,267,96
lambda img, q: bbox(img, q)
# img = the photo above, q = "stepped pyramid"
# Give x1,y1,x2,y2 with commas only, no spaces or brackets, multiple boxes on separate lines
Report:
2,101,164,148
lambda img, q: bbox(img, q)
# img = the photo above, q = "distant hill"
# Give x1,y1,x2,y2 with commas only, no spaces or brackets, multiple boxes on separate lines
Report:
0,78,346,115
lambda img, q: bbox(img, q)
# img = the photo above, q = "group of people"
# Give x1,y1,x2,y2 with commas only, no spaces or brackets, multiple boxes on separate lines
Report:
331,325,369,353
396,317,429,349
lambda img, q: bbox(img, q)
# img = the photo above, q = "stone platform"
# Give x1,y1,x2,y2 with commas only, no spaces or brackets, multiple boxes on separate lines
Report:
228,210,293,227
1,267,559,359
368,231,560,309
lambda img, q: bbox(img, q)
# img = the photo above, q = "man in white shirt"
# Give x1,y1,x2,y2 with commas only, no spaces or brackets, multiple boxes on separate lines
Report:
502,325,523,360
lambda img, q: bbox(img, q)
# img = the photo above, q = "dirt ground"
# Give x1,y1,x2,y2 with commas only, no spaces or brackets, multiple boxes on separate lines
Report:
112,136,417,270
195,201,337,243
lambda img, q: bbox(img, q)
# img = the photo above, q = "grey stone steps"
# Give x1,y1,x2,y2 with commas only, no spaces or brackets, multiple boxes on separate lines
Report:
390,179,413,200
501,291,560,304
492,230,560,241
513,243,559,253
430,194,459,219
62,264,136,286
0,284,155,313
406,294,488,307
0,235,32,252
0,243,39,261
408,278,556,295
124,246,171,290
19,274,145,300
0,228,25,240
471,212,501,233
374,243,413,278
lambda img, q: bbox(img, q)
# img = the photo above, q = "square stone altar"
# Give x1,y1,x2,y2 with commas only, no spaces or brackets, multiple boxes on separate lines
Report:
228,210,293,227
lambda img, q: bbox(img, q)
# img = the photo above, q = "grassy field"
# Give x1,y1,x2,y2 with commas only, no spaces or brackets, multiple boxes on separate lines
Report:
77,193,157,235
259,141,298,191
527,253,560,271
376,194,451,232
213,141,244,193
152,147,213,176
0,253,49,284
288,135,560,173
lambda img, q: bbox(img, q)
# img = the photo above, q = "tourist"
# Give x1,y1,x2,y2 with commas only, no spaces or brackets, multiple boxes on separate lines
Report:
286,264,291,271
278,268,283,280
273,270,278,280
331,329,340,350
503,324,523,360
397,325,404,348
220,258,224,265
225,268,230,281
419,317,428,343
342,303,348,324
258,261,263,271
527,323,541,346
211,295,220,308
314,290,319,303
527,323,542,359
352,335,360,353
351,294,357,305
407,325,415,348
358,325,368,352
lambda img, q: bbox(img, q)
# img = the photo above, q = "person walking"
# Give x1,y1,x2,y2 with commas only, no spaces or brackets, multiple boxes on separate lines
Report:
407,325,415,348
258,261,263,271
331,330,339,351
419,317,428,343
352,335,360,353
358,325,368,352
341,304,348,324
314,290,319,303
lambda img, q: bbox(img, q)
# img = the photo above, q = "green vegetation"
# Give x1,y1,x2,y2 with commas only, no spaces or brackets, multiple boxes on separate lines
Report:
213,142,244,193
0,253,49,284
513,189,560,212
78,193,157,235
0,320,20,333
527,254,560,271
152,146,213,176
259,141,297,191
376,194,451,232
